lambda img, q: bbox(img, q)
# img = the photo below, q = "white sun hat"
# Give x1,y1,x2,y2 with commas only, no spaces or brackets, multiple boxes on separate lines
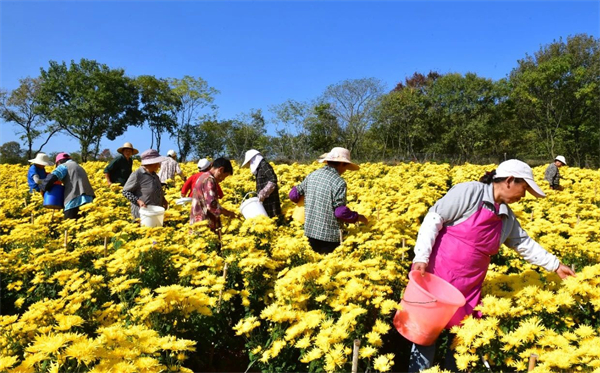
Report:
242,149,261,168
197,158,211,171
28,153,54,166
494,159,545,198
167,149,176,157
554,155,567,165
319,147,360,171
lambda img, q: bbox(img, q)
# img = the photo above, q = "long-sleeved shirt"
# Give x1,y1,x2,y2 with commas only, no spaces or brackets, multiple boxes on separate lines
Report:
158,157,183,183
291,165,359,242
27,164,47,192
255,159,281,218
122,166,165,219
544,163,560,188
413,181,560,272
104,154,133,185
190,172,223,231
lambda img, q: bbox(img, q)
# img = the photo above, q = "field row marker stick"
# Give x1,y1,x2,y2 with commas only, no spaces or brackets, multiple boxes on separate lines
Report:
576,214,580,225
351,339,360,373
402,238,406,261
104,236,109,257
64,229,68,247
528,353,538,371
530,209,534,220
31,211,34,224
217,262,229,312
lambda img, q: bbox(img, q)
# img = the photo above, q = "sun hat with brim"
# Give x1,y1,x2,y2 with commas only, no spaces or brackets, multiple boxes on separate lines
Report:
494,159,546,198
117,142,139,155
319,147,360,171
55,152,71,164
28,153,54,166
554,155,567,165
140,149,169,166
242,149,261,168
197,158,211,171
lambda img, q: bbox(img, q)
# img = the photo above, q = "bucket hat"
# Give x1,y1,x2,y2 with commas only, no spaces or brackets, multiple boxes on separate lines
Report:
197,158,211,171
242,149,260,168
28,153,54,166
319,147,360,171
554,155,567,165
494,159,545,198
55,152,71,164
140,149,169,166
117,142,139,155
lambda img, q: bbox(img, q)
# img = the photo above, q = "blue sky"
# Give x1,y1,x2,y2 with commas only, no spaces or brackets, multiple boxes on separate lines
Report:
1,1,599,156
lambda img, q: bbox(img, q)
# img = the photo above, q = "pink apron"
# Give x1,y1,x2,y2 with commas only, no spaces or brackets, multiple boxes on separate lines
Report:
427,202,502,328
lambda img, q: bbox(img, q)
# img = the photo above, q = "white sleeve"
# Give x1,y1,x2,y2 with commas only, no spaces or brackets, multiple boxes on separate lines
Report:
412,211,444,264
503,216,560,272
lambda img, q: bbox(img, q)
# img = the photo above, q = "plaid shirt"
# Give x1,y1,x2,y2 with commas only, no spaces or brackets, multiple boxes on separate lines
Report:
256,160,281,217
296,165,346,242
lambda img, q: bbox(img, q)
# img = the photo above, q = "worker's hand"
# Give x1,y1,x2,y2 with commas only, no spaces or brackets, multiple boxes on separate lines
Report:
556,263,576,279
357,214,368,224
222,209,236,218
106,181,112,186
413,262,428,277
137,199,147,208
163,200,169,210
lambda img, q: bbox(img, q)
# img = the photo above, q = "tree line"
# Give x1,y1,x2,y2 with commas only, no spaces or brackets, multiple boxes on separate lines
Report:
1,34,598,167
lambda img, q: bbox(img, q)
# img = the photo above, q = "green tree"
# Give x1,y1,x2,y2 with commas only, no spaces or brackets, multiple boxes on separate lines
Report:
136,75,181,152
225,109,268,161
0,77,59,159
304,103,343,155
509,34,600,166
194,116,230,158
36,59,141,161
168,76,219,161
0,141,24,164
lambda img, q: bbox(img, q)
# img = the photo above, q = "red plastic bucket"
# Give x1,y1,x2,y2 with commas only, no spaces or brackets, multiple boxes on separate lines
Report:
394,270,466,346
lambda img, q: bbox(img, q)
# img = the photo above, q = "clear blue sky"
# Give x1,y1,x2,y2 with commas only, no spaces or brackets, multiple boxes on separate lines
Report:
1,1,599,157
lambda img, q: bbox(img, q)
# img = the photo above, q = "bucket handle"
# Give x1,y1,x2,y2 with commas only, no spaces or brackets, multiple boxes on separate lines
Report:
402,298,437,304
241,191,257,204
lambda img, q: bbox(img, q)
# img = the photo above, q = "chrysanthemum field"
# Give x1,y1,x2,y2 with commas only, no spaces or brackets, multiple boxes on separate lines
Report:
1,161,599,373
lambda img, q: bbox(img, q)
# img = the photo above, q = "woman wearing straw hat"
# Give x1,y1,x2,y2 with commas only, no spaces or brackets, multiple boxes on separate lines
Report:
544,155,566,190
241,149,282,219
407,159,575,372
104,142,139,186
27,153,54,193
289,147,368,254
122,149,169,219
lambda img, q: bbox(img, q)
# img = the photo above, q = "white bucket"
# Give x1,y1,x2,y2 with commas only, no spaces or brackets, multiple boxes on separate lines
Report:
139,205,165,227
240,193,268,219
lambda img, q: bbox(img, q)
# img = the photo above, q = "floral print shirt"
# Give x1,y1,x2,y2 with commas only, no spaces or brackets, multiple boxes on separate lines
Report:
189,172,222,231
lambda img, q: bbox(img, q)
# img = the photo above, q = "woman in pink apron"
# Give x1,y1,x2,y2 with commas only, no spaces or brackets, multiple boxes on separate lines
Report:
408,159,575,372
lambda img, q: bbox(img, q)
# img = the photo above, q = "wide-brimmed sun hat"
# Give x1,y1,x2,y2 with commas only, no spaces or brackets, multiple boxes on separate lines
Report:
554,155,567,165
197,158,211,171
28,153,54,166
494,159,545,198
55,152,71,164
319,147,360,171
117,142,139,155
140,149,169,166
242,149,261,168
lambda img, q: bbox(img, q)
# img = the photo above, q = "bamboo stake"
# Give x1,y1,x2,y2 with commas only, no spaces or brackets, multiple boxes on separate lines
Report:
576,214,580,225
31,212,34,224
63,229,68,247
351,339,360,373
402,238,406,261
217,263,229,311
530,210,534,220
104,236,109,257
528,353,538,371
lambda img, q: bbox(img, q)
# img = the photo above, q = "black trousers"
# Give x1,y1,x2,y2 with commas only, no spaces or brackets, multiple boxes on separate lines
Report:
308,237,340,254
64,207,80,220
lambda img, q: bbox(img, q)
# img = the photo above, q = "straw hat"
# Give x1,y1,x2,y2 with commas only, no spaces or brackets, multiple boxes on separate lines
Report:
495,159,545,198
242,149,260,168
140,149,169,165
28,153,54,166
319,147,359,171
117,142,139,155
